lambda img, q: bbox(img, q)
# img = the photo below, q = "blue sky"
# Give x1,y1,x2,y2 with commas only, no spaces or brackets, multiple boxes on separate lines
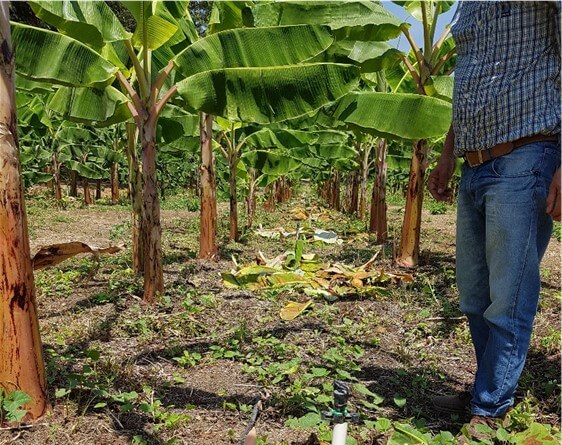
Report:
382,1,458,52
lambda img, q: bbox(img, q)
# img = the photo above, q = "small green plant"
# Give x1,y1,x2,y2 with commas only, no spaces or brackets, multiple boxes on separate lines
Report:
173,350,202,368
427,200,448,215
0,389,31,424
109,220,132,241
138,387,191,432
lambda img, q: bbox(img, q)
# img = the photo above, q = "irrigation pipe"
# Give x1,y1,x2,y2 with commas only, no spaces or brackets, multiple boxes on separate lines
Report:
237,392,268,445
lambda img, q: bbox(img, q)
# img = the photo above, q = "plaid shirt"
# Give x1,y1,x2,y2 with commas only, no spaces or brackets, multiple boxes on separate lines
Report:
451,1,561,156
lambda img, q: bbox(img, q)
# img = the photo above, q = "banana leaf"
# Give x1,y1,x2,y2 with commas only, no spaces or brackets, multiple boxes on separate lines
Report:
47,86,131,127
29,0,131,48
249,1,405,41
124,1,179,51
423,76,454,103
244,128,318,149
177,63,360,124
11,23,117,88
174,25,334,79
333,92,451,141
241,150,301,176
209,1,253,32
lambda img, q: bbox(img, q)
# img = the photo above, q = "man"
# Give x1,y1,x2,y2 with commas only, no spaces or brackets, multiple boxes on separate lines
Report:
427,0,561,435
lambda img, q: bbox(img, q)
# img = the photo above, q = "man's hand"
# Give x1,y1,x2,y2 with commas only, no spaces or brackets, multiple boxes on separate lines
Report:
546,167,561,221
428,154,456,203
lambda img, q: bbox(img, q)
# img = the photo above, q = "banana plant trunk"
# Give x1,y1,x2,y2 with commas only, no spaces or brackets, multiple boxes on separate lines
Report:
0,6,49,421
369,138,388,242
397,139,430,267
345,170,359,216
329,169,341,211
264,184,275,211
52,152,62,204
245,169,257,230
228,155,239,242
125,123,144,274
95,179,102,200
199,112,218,259
69,170,78,197
359,143,372,219
111,161,119,205
140,117,164,303
83,178,92,205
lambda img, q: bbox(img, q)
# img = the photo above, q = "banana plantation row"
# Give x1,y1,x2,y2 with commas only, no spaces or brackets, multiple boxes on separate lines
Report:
0,1,455,424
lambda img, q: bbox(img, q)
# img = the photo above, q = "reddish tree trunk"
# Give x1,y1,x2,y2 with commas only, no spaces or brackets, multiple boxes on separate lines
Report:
199,112,218,259
264,184,275,211
245,169,257,230
397,139,430,267
328,170,341,211
359,143,372,220
111,161,119,205
69,170,78,197
125,123,144,274
345,170,360,215
0,7,49,421
369,138,388,242
140,118,164,303
83,178,92,205
52,152,62,205
228,155,239,242
95,179,102,200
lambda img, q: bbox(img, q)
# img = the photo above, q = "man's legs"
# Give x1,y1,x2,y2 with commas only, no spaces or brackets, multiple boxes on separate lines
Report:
456,142,559,417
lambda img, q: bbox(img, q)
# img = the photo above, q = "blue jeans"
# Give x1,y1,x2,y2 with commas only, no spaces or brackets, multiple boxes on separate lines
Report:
456,141,560,417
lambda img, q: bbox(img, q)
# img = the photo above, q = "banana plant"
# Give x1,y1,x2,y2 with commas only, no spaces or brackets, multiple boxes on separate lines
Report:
0,4,48,422
216,121,322,240
13,0,362,303
391,0,456,267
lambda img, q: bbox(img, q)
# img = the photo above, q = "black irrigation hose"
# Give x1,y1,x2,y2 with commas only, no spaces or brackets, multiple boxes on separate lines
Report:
237,394,266,445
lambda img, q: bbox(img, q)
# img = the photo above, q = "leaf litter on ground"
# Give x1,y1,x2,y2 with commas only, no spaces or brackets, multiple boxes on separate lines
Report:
222,238,414,319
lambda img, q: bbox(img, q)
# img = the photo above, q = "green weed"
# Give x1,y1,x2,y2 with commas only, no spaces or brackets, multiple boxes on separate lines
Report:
0,389,31,424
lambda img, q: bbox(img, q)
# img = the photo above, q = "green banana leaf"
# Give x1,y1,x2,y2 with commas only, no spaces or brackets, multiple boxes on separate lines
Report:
20,145,53,165
15,76,55,94
22,171,54,185
17,95,53,129
158,112,200,143
241,150,301,176
310,143,358,161
124,1,178,50
244,128,318,149
11,23,117,88
347,41,403,72
28,1,131,48
333,92,451,140
47,86,131,127
314,129,349,145
392,1,455,26
209,1,253,32
249,1,405,41
315,40,403,73
160,136,201,155
289,149,327,168
423,76,454,103
177,63,360,124
174,25,334,79
68,160,105,180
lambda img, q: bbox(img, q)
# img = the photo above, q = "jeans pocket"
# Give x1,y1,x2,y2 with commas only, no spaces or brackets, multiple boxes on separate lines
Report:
491,143,552,178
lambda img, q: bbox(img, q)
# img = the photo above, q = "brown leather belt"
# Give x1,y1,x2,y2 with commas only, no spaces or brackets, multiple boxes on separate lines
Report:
464,134,559,167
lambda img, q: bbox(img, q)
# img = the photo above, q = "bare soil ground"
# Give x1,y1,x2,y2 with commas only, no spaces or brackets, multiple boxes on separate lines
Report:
1,191,560,445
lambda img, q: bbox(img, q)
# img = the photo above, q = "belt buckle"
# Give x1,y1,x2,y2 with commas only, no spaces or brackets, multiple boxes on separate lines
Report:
477,150,484,166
